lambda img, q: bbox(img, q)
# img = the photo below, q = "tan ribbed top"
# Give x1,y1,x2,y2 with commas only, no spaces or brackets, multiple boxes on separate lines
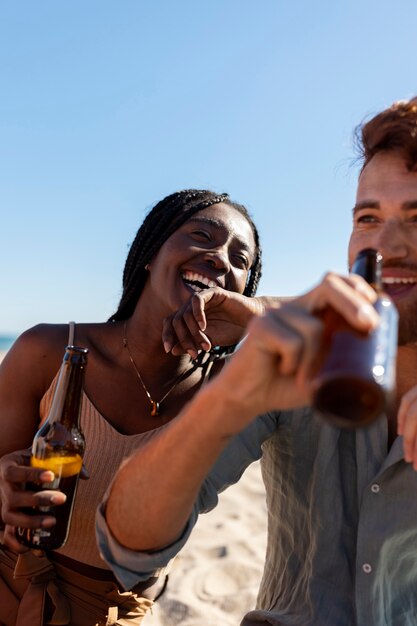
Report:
39,334,166,569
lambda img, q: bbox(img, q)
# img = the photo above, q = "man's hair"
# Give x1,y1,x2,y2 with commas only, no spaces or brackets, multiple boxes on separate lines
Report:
110,189,262,321
356,97,417,173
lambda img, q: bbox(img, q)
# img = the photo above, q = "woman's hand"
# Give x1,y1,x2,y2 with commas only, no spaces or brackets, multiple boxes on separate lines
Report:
162,288,266,359
398,387,417,470
0,449,66,552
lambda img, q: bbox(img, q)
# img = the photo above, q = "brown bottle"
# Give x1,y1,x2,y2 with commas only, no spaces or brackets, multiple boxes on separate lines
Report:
16,345,88,549
312,249,398,428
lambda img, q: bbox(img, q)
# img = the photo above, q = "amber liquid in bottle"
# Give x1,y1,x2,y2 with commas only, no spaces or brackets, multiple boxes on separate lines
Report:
312,249,398,428
16,345,88,549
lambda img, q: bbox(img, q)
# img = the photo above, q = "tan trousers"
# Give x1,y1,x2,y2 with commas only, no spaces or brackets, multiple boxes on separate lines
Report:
0,547,153,626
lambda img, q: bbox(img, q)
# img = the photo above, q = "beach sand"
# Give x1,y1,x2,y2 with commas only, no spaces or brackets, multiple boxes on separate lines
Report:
0,349,268,625
143,460,267,626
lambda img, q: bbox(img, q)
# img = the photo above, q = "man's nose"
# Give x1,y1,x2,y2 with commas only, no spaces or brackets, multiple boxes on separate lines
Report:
375,220,409,260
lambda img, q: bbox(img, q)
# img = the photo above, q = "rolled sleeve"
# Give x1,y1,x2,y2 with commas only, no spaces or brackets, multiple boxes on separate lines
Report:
96,501,199,590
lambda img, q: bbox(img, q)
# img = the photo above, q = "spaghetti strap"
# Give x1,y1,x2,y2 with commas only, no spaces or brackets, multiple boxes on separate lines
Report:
68,321,76,346
201,350,229,385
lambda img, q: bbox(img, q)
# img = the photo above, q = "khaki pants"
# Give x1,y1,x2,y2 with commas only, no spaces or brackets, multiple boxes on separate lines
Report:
0,547,154,626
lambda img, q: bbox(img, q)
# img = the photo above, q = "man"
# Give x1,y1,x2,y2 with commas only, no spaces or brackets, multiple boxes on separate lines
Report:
97,98,417,625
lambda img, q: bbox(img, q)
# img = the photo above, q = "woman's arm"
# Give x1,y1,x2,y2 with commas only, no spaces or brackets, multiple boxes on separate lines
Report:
0,327,52,454
162,288,289,358
0,326,65,549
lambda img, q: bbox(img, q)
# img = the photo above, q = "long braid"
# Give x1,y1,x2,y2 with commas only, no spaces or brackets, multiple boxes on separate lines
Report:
109,190,262,331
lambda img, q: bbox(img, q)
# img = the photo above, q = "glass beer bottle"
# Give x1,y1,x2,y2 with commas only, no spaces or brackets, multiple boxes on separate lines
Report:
16,345,88,549
312,248,398,428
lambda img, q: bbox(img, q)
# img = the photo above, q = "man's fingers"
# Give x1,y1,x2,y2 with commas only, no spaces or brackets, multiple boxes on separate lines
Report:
398,386,417,435
244,306,323,383
398,389,417,467
301,272,379,331
262,307,324,381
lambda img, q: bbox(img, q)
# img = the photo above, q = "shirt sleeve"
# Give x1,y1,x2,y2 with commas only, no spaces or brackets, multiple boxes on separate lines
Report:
95,411,279,590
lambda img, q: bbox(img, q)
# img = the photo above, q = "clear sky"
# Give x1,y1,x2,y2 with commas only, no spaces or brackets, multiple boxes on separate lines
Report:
1,0,416,335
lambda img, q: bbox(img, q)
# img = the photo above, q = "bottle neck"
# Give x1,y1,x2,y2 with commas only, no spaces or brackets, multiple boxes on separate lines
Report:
47,349,87,429
351,248,382,292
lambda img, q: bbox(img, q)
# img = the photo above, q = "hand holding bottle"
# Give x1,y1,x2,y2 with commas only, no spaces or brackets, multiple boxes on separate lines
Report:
312,249,398,428
204,271,381,424
0,449,67,553
14,345,88,550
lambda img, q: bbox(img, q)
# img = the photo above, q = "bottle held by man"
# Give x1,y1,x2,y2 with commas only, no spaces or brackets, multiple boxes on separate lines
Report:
312,248,398,428
16,345,88,549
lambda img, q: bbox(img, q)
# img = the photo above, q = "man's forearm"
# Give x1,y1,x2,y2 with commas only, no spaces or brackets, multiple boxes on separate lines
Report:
105,381,248,552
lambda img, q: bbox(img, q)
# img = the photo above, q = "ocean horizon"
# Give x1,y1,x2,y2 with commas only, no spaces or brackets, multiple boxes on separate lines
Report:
0,335,17,353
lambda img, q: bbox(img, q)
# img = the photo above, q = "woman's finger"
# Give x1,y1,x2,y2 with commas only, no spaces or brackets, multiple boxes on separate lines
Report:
3,464,55,486
2,525,30,553
172,306,211,352
163,313,210,357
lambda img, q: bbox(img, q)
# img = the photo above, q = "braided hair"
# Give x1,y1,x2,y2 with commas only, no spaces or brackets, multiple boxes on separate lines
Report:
110,189,262,322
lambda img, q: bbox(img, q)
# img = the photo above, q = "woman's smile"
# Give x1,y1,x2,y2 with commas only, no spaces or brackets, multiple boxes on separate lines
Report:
181,270,220,293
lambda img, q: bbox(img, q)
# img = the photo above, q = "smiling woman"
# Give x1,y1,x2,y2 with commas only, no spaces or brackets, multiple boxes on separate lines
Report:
0,188,268,626
141,204,256,319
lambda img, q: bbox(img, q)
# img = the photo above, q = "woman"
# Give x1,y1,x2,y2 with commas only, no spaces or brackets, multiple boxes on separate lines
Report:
0,189,264,625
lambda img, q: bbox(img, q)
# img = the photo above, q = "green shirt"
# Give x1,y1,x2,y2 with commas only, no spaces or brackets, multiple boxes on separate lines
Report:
97,407,417,625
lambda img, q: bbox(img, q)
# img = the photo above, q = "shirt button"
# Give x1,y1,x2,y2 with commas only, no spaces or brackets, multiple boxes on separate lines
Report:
371,483,380,493
362,563,372,574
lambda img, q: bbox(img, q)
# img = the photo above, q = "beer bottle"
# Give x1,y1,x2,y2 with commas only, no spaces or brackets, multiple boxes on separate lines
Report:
16,345,88,549
312,248,398,428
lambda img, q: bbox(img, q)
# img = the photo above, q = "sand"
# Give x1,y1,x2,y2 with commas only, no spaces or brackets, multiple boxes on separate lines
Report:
0,349,268,625
142,461,267,626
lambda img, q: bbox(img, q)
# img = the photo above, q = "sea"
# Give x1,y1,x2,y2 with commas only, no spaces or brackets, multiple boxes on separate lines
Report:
0,335,17,353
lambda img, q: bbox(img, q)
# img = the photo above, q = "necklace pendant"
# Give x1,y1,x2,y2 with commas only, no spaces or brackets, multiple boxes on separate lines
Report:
150,400,160,417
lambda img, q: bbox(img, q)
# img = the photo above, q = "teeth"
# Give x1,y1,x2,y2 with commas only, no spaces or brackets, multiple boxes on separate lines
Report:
383,277,417,285
186,283,203,293
182,271,218,289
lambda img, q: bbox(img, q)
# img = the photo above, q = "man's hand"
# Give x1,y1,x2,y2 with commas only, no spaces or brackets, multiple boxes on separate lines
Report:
398,387,417,470
105,270,380,553
210,272,380,420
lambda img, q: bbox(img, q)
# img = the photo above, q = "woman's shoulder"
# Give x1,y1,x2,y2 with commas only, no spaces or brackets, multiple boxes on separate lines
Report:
14,323,72,357
0,323,74,410
15,321,108,352
7,323,88,382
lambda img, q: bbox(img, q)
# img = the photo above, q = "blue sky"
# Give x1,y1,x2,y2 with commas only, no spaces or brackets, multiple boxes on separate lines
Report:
1,1,416,335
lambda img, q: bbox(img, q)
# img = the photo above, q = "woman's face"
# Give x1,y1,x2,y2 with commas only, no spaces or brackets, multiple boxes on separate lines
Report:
144,203,256,315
